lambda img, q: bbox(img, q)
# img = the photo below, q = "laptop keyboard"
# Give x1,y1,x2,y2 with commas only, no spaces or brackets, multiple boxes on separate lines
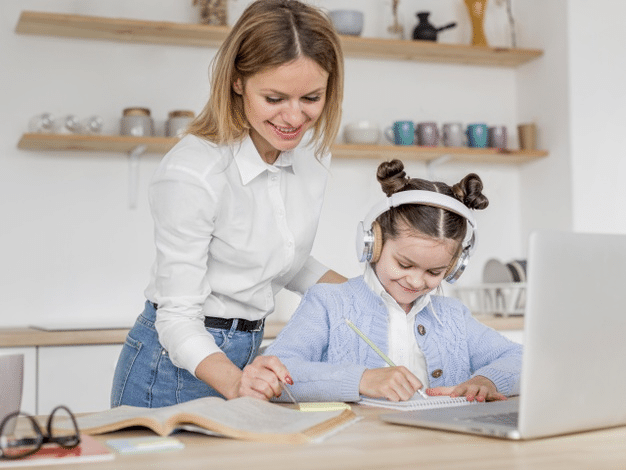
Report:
465,411,519,427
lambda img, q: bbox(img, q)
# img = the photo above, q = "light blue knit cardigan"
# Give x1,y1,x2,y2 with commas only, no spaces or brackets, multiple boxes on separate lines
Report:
265,276,522,402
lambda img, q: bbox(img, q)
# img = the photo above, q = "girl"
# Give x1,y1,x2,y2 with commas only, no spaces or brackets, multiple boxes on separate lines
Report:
111,0,346,408
265,159,522,403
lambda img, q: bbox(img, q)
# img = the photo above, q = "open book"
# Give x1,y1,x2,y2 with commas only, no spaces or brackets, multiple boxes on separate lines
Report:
360,393,476,411
55,397,358,445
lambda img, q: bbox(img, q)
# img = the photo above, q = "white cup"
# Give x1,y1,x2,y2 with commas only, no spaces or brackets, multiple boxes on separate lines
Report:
0,354,24,435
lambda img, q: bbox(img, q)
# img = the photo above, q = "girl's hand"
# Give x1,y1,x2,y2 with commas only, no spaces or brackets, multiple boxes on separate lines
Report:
238,355,293,400
359,366,424,402
426,375,507,402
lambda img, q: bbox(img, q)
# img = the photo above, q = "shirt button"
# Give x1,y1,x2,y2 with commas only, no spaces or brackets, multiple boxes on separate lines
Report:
417,324,426,336
431,369,443,378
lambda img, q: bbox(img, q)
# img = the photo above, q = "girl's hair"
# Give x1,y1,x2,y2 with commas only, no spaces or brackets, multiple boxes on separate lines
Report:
186,0,344,158
376,159,489,251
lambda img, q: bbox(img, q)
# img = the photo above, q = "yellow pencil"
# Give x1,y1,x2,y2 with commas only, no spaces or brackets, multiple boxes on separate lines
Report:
344,318,429,400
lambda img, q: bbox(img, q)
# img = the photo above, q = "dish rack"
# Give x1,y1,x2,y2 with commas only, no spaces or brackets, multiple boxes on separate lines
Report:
452,283,526,316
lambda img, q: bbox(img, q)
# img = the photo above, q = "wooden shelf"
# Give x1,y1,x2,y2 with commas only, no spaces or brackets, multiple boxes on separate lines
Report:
17,133,548,164
15,11,543,67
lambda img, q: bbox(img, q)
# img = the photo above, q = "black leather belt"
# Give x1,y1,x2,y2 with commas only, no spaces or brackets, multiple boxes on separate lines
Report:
203,316,264,332
150,302,263,332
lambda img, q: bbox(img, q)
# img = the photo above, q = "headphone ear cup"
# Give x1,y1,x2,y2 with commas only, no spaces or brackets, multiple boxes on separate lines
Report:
445,246,471,283
370,221,383,264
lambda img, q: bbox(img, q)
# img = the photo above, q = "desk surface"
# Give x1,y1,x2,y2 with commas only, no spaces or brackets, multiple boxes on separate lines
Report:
12,402,626,470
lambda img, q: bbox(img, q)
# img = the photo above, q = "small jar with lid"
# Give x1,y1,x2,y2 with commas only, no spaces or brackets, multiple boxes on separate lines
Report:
120,107,154,137
166,110,195,138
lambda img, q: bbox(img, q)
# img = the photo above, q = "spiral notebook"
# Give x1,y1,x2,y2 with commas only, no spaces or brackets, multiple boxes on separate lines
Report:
360,393,474,411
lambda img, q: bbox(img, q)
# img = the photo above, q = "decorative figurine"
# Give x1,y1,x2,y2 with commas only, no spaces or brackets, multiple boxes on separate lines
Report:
194,0,228,26
387,0,404,39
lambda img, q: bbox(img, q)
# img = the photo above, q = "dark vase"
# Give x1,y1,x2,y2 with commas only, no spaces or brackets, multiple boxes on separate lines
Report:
412,11,457,42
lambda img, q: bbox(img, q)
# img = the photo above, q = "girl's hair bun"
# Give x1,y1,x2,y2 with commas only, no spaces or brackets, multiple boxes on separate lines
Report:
452,174,489,210
376,159,409,196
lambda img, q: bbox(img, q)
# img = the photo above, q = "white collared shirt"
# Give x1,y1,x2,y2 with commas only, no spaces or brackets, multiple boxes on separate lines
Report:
145,134,330,374
363,264,431,388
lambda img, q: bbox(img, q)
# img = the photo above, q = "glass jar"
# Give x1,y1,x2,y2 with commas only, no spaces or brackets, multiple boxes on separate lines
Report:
166,110,195,137
120,107,154,136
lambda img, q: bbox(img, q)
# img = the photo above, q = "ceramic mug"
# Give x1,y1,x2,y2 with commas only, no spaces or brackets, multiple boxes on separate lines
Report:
518,123,537,150
415,122,439,146
466,123,488,148
0,354,24,435
488,125,508,149
442,122,465,147
385,121,415,145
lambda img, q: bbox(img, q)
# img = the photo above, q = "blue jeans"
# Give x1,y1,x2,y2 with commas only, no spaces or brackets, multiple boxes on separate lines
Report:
111,301,264,408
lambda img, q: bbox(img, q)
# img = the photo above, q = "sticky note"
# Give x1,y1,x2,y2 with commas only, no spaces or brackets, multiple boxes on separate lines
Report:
298,402,351,412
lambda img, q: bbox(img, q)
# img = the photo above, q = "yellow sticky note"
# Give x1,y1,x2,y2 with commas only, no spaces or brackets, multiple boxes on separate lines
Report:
298,402,351,412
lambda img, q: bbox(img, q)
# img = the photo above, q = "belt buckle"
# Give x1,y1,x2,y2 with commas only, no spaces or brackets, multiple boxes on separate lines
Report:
251,318,264,332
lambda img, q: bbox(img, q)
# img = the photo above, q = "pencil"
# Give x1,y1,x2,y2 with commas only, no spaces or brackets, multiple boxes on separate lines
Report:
343,318,429,400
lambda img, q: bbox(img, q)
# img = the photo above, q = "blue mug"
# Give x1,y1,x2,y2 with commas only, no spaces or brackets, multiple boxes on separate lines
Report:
466,123,488,148
385,121,415,145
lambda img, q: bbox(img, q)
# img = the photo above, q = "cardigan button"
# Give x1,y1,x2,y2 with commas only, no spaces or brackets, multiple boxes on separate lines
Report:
431,369,443,378
417,324,426,336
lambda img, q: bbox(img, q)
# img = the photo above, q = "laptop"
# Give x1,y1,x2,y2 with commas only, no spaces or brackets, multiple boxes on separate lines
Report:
380,230,626,439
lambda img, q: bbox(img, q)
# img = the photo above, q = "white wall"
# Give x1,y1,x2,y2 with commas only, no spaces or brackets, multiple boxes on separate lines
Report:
0,0,551,327
568,1,626,234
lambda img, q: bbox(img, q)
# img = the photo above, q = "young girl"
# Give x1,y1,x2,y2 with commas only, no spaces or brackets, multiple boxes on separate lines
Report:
265,159,522,403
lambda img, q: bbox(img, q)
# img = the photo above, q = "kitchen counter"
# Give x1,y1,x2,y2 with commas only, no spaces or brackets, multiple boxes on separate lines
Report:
0,316,522,348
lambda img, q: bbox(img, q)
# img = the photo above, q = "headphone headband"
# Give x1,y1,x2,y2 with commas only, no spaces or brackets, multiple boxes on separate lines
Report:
355,190,478,283
363,190,476,231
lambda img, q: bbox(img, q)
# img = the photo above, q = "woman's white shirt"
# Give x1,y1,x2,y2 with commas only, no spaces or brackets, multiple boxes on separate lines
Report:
144,134,330,375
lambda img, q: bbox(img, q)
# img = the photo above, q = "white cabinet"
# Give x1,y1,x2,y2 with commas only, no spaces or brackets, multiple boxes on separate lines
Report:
0,347,37,415
37,344,123,414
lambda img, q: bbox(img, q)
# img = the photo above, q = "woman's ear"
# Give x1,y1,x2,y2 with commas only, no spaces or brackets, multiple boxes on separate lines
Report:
233,78,243,95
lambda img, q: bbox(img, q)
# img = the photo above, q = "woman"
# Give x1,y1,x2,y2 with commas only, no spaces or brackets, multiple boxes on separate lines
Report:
111,0,345,408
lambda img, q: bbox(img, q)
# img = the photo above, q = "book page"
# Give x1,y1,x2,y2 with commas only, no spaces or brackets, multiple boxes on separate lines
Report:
175,397,356,442
360,393,475,410
56,397,358,444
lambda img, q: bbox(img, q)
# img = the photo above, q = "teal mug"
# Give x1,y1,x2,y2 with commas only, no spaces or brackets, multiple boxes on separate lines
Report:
466,123,488,148
385,121,415,145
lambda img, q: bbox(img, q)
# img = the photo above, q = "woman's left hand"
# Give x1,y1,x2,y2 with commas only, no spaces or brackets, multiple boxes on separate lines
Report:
426,376,507,402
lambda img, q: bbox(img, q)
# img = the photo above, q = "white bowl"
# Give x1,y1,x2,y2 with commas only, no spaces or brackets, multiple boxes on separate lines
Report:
329,10,364,36
344,121,380,144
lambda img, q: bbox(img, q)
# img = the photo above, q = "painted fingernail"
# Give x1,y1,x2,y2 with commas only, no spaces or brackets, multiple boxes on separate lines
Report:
285,375,293,385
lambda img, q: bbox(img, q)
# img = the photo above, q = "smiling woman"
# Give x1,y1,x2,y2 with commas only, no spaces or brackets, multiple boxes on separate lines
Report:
232,57,329,163
111,0,346,410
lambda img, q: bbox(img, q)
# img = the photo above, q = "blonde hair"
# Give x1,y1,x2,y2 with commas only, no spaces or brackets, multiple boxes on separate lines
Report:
187,0,344,158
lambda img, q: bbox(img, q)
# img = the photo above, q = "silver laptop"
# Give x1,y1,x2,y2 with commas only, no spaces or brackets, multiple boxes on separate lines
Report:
380,230,626,439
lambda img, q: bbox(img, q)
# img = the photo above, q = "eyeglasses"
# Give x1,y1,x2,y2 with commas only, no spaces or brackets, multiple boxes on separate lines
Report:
0,405,80,460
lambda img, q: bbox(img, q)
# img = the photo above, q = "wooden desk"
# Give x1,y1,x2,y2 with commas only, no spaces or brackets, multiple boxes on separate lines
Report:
12,403,626,470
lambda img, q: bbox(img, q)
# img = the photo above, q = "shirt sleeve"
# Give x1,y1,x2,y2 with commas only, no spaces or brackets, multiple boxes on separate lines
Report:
464,310,523,396
264,287,365,402
150,175,223,376
284,256,329,295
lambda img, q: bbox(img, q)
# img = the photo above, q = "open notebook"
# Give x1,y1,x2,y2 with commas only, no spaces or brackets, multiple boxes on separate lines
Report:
361,393,474,411
381,231,626,439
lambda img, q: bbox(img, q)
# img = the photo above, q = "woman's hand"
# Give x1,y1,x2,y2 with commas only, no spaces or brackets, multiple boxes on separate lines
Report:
237,355,293,400
195,353,291,400
359,366,424,401
426,375,507,402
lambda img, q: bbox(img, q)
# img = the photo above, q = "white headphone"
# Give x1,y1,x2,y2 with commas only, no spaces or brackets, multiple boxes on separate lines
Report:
355,190,477,284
